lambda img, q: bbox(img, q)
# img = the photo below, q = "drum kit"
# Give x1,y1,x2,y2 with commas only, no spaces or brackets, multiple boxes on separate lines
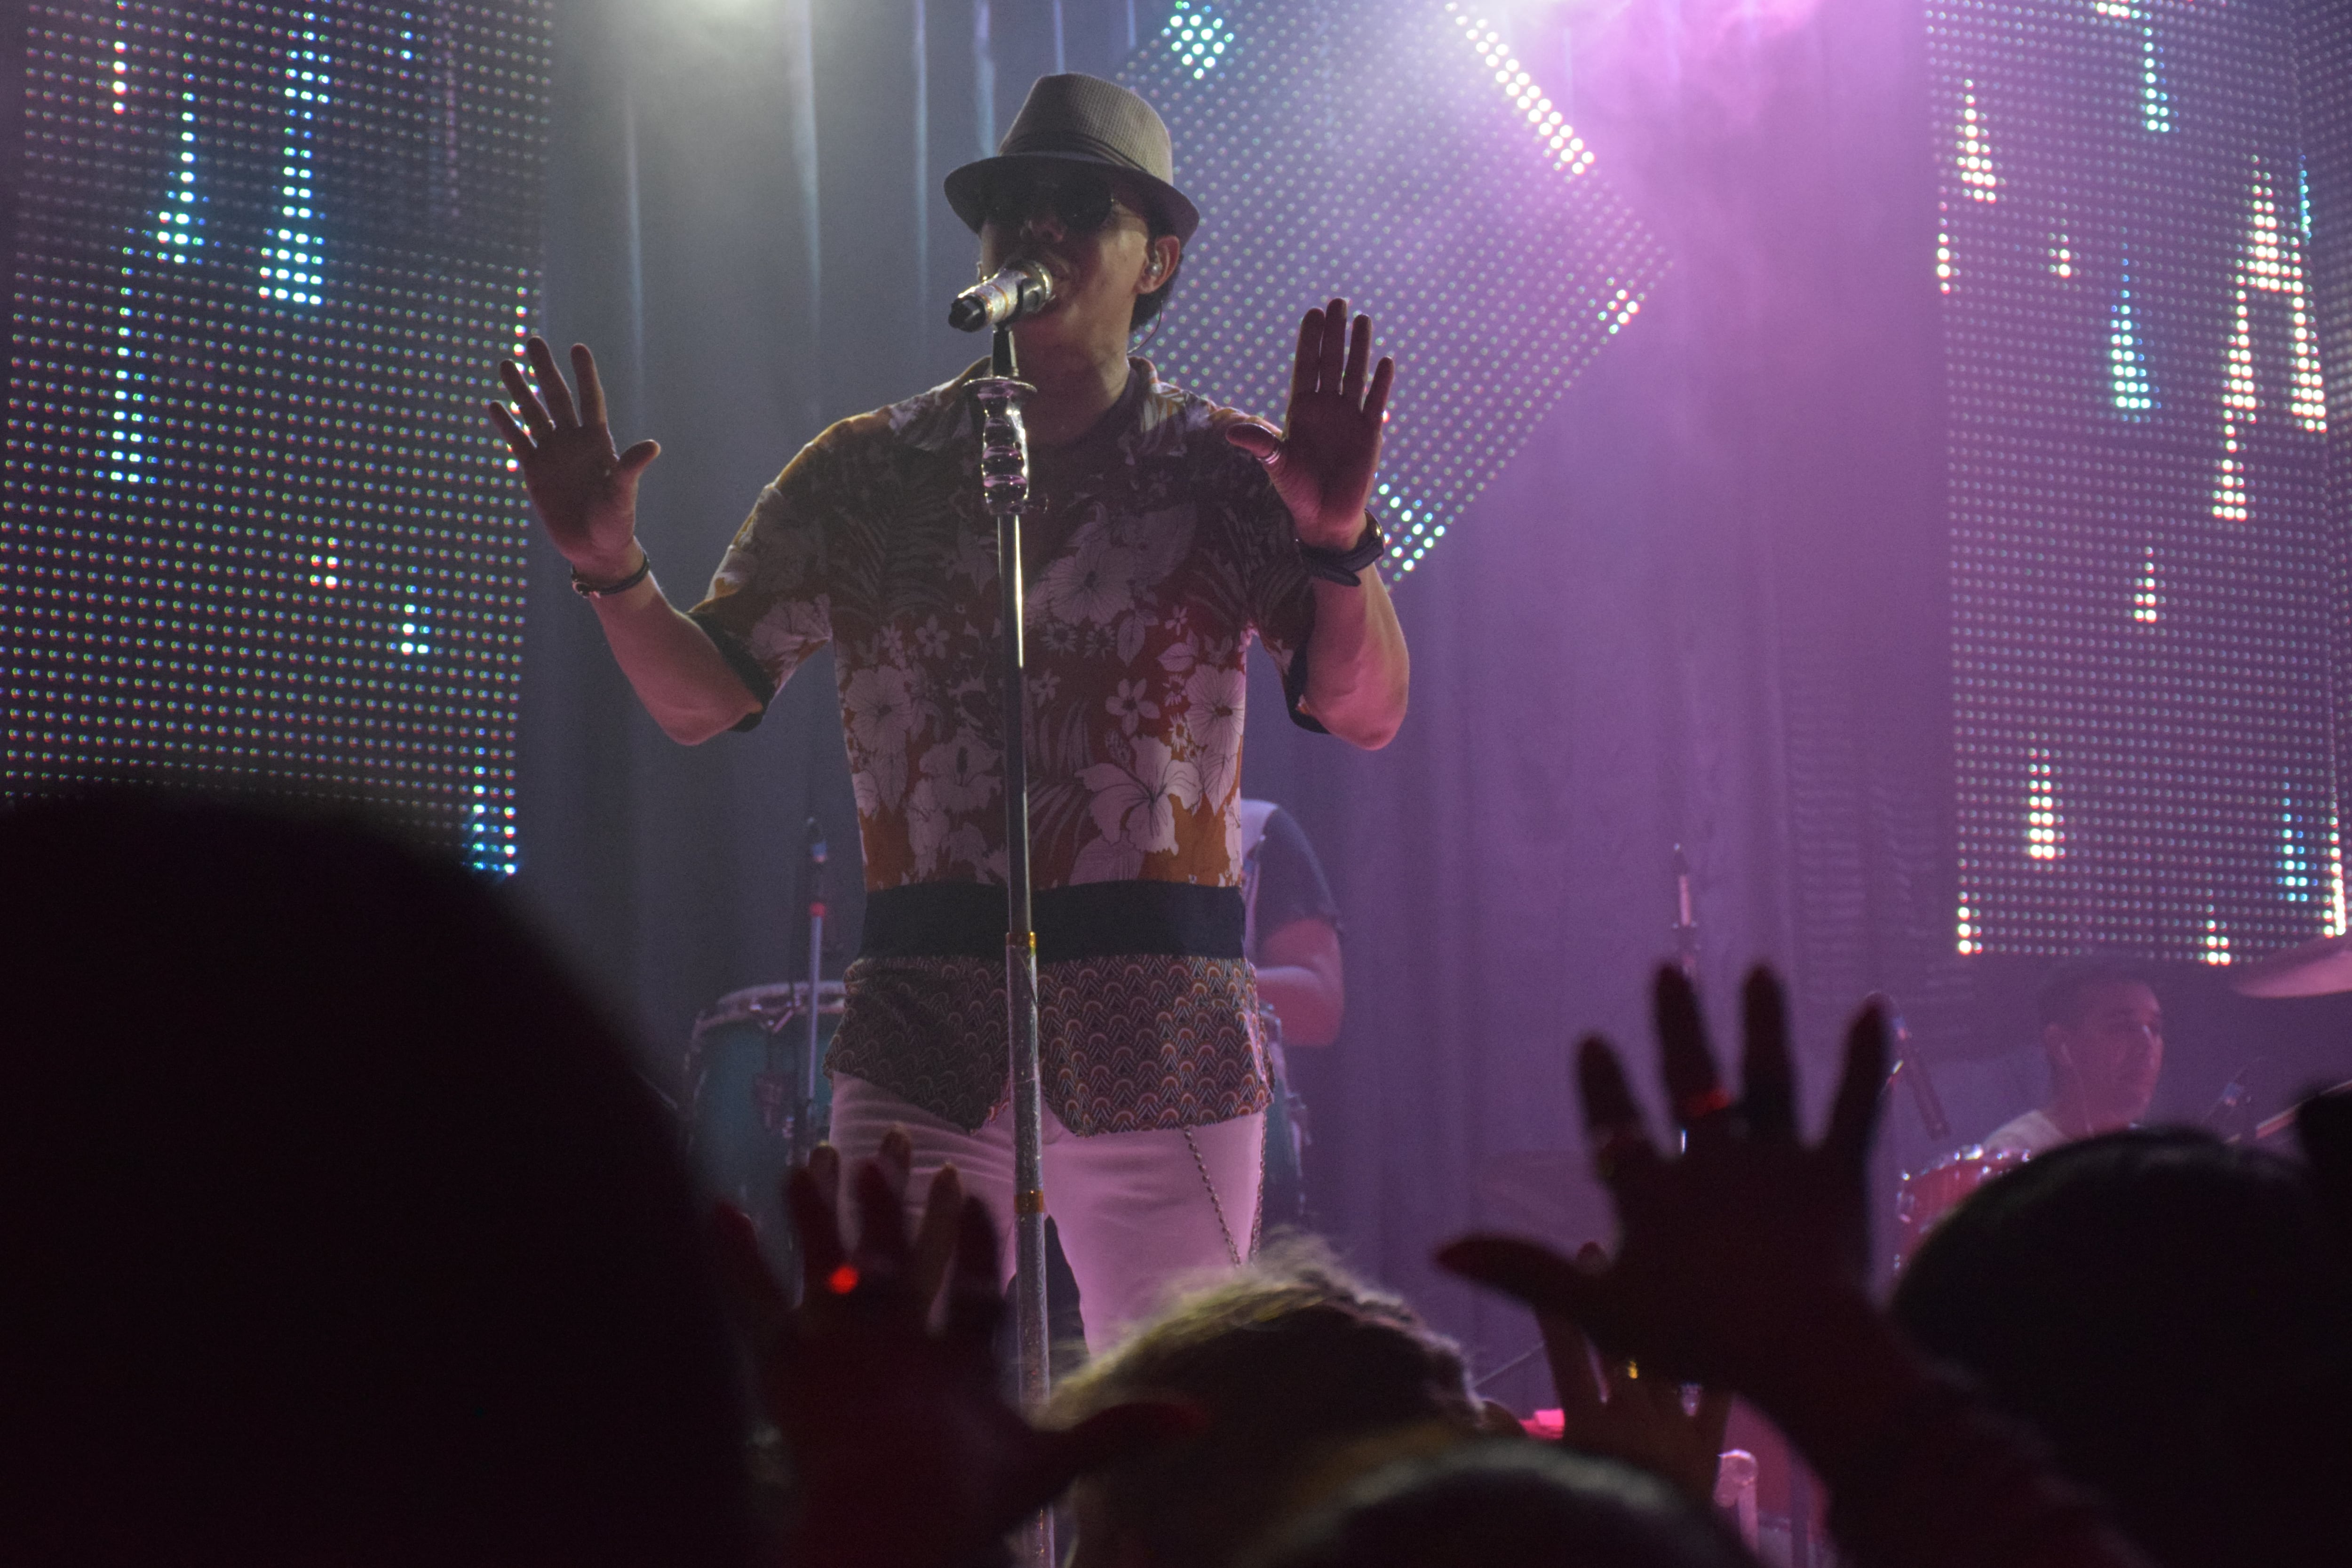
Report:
1894,928,2352,1266
681,979,844,1275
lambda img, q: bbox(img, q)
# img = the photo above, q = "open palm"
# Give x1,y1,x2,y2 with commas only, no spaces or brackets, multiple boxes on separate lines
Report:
1226,298,1396,549
486,336,659,579
711,1145,1197,1568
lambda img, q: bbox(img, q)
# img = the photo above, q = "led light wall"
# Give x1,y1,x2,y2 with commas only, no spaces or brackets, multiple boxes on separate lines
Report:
1121,0,1663,580
1935,0,2349,961
3,1,551,871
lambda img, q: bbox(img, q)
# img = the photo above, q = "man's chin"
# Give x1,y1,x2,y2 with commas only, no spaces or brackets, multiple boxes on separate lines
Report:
1008,309,1092,354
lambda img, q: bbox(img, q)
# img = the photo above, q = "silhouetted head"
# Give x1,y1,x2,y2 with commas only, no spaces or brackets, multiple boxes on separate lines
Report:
1054,1241,1485,1568
0,793,750,1568
1238,1442,1751,1568
1893,1128,2352,1568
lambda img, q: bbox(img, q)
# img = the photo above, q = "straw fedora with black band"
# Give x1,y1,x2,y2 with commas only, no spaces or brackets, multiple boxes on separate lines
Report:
945,74,1201,242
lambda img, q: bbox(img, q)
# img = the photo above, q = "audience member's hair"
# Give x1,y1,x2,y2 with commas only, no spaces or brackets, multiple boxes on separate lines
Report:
1892,1128,2352,1568
0,793,751,1568
2033,957,2147,1030
1053,1240,1483,1568
1237,1442,1751,1568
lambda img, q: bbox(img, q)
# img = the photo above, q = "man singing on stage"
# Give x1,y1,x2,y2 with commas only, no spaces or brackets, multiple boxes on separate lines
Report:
490,74,1408,1349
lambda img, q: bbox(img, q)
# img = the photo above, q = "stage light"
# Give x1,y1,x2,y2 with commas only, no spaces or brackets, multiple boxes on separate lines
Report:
1956,81,1997,202
1162,0,1234,80
1119,0,1662,581
2106,279,2153,415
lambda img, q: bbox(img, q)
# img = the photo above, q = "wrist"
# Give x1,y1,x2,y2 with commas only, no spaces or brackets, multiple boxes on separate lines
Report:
567,541,643,581
1292,507,1369,549
1736,1292,1930,1488
1297,518,1386,585
570,545,653,600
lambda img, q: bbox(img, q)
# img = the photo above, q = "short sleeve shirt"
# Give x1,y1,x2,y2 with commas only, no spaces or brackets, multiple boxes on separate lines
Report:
689,358,1320,1133
1246,805,1342,958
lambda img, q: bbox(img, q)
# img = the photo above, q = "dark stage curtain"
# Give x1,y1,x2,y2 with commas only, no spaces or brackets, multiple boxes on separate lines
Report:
520,0,1949,1392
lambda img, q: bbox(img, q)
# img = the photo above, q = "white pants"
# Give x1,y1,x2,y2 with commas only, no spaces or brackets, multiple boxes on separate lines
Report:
828,1074,1264,1353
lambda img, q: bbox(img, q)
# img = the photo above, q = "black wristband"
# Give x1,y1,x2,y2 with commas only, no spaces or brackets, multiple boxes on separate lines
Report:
571,549,652,599
1298,518,1386,586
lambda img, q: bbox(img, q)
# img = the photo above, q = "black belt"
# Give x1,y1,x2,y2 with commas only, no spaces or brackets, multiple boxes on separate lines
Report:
858,880,1245,964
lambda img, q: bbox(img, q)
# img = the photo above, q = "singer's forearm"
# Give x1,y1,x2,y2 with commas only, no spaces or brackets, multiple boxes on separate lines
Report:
588,573,764,744
1300,570,1407,749
1255,917,1344,1047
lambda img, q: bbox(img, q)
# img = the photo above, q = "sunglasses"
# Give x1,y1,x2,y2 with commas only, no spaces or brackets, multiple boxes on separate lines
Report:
979,168,1135,235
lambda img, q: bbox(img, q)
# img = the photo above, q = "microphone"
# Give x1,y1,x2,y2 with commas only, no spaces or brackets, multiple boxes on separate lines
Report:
949,261,1055,333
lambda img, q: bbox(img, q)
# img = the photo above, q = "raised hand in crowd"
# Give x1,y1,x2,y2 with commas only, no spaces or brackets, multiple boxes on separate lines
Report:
712,1140,1200,1568
1441,970,1898,1427
488,336,658,583
1439,967,2154,1568
1534,1243,1731,1508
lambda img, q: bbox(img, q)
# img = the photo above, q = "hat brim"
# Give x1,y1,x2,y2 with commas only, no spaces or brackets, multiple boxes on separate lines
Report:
945,151,1201,243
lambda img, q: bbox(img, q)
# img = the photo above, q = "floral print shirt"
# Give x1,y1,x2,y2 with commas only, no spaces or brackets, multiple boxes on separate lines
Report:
689,358,1319,1133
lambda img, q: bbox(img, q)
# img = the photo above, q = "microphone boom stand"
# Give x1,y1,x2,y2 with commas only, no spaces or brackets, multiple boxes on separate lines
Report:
971,324,1053,1567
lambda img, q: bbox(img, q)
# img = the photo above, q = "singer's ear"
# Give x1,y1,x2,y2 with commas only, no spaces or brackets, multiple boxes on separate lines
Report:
1139,232,1181,291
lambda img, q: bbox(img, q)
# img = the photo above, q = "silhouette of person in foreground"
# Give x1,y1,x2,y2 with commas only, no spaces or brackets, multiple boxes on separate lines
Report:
0,794,1176,1568
1895,1128,2352,1568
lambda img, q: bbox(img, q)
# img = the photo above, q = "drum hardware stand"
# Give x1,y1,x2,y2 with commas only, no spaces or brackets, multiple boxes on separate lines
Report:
2201,1056,2263,1138
1469,1339,1549,1395
1670,843,1699,980
1888,1011,1953,1152
971,323,1052,1568
1476,846,1710,1405
799,817,829,1167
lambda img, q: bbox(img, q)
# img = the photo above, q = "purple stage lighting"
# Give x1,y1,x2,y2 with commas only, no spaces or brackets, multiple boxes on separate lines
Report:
1119,0,1666,580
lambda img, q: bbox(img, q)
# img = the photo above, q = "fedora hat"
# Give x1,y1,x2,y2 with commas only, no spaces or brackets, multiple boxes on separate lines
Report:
945,74,1201,241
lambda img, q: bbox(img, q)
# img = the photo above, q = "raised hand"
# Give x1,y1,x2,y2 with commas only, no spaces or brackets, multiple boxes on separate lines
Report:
1225,298,1396,550
712,1146,1198,1568
1438,967,1889,1397
1537,1242,1732,1506
486,337,659,581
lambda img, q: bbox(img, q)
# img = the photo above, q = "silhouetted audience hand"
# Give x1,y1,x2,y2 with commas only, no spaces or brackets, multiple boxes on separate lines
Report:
1536,1244,1730,1508
713,1144,1199,1568
1439,969,1910,1471
1439,966,2154,1568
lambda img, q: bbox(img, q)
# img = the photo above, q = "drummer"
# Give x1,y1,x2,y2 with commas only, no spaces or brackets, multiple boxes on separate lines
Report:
1983,959,2166,1157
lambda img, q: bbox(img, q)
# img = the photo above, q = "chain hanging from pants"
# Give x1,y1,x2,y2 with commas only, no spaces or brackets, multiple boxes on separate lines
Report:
1182,1126,1264,1266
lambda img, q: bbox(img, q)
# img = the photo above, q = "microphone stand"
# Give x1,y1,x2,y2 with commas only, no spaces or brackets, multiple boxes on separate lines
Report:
971,324,1052,1567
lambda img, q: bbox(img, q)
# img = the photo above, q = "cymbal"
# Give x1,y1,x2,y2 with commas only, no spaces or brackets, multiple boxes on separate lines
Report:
2231,932,2352,998
2252,1079,2352,1141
